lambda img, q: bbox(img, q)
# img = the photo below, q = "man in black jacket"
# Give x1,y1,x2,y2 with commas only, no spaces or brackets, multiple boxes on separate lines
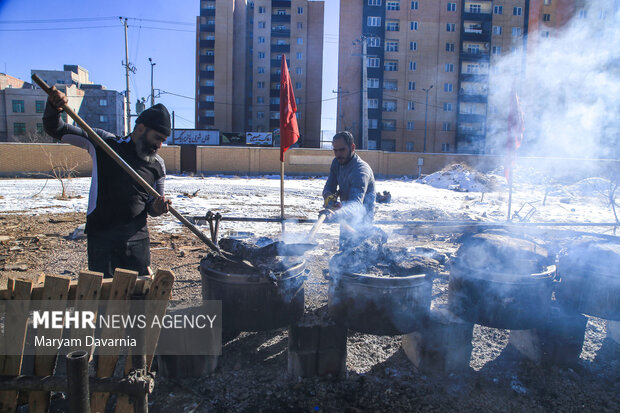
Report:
44,87,171,277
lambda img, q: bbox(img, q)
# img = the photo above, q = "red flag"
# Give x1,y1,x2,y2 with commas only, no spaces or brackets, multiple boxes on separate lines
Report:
279,54,299,162
504,86,524,180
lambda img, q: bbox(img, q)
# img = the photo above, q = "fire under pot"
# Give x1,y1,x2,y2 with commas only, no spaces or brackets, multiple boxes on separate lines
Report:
448,232,556,330
200,256,307,332
557,240,620,321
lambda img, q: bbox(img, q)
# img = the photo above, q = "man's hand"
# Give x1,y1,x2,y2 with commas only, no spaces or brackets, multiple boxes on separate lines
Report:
319,208,336,223
150,196,171,216
48,86,68,112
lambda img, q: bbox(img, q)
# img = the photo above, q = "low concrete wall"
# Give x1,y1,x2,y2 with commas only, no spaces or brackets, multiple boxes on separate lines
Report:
0,143,181,177
1,143,617,179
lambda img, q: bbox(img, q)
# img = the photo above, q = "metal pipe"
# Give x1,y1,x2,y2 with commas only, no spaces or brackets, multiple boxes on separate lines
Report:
66,350,90,413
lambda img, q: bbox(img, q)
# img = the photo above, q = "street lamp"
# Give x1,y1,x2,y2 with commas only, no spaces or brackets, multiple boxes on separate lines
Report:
422,85,433,152
148,57,156,107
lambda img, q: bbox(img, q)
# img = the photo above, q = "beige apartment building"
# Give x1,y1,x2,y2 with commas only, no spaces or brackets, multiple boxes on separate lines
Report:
196,0,324,147
337,0,587,154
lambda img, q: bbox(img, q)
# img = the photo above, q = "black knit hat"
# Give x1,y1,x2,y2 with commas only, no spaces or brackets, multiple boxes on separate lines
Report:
135,103,171,136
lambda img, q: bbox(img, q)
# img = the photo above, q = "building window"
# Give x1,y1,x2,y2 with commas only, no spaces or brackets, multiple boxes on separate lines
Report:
383,100,397,112
445,63,454,72
367,57,380,67
12,100,25,113
407,121,415,130
36,123,43,134
99,115,107,122
408,81,416,90
368,98,379,109
295,82,302,89
544,0,551,4
448,2,456,12
385,41,399,52
98,99,107,107
514,7,522,16
206,95,214,102
296,52,303,59
296,67,303,75
466,63,479,73
406,142,414,151
297,37,303,45
258,52,265,59
492,46,501,54
578,9,587,18
35,100,45,113
408,101,415,110
368,78,380,88
467,44,480,54
442,123,451,132
257,67,265,73
383,80,398,90
410,21,418,30
207,65,215,72
257,111,264,119
442,143,450,151
258,21,266,28
386,1,400,11
543,14,551,22
494,6,503,14
13,122,26,135
443,103,453,112
386,21,399,31
257,81,265,88
204,110,215,117
541,31,550,38
382,120,396,131
368,0,381,5
367,37,382,47
447,23,456,32
512,27,522,37
367,16,381,27
297,22,303,29
469,4,481,13
409,41,417,51
258,6,265,13
369,119,378,129
409,61,416,71
411,1,418,10
258,36,265,43
444,83,453,92
296,6,302,14
257,96,264,104
493,26,502,35
446,42,455,52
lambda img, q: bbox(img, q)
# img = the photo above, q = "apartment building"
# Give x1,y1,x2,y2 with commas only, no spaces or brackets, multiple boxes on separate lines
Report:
196,0,324,147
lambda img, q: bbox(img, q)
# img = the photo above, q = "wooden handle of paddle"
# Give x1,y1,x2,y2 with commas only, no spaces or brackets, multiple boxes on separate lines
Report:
308,214,327,241
31,74,221,253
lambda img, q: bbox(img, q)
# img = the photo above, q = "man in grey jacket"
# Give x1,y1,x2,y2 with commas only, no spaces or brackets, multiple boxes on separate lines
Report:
322,131,376,248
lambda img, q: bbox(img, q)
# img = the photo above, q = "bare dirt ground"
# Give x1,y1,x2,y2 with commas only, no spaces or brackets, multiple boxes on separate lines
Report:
1,212,619,412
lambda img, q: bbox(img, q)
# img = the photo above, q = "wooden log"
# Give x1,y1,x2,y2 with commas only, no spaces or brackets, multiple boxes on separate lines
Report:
29,274,71,413
0,279,33,413
0,374,153,395
90,269,137,413
69,271,103,357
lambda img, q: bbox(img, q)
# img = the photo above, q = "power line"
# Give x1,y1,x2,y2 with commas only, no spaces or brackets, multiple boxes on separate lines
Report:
0,16,118,24
0,25,117,32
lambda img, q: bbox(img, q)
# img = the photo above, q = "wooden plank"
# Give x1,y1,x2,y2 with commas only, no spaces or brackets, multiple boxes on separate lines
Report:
69,271,103,357
114,269,174,413
29,274,71,413
90,268,138,413
0,279,33,413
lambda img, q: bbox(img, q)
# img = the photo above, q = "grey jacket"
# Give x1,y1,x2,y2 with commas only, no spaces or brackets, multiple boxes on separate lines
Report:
322,153,376,223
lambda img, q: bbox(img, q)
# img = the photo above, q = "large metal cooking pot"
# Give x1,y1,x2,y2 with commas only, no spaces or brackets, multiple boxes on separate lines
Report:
326,258,432,336
200,258,307,332
557,240,620,320
448,261,556,329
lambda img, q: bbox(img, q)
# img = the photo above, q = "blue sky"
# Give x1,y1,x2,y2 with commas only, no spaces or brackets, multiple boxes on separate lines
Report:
0,0,339,133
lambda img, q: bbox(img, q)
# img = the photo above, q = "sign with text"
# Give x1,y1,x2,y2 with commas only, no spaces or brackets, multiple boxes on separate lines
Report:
171,129,220,145
246,132,273,146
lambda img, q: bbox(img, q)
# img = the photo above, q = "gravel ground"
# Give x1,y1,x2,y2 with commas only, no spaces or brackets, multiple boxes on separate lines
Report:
1,212,619,412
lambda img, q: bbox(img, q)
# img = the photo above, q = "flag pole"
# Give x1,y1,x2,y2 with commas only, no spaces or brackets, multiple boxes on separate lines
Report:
280,159,285,232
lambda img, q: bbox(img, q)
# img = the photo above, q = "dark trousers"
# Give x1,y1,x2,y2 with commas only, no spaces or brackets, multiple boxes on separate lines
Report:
87,233,151,278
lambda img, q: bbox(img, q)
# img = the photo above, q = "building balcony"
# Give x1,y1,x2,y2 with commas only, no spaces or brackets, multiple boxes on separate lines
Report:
271,44,290,53
270,119,280,128
271,28,291,37
459,73,488,82
459,93,487,103
199,55,215,64
459,51,490,62
271,14,291,23
200,86,215,94
200,8,215,17
200,71,215,79
200,39,215,48
270,104,280,111
462,12,492,22
458,113,486,123
270,89,280,97
271,73,282,82
199,24,215,33
462,31,491,42
199,101,215,110
272,0,292,7
271,59,290,67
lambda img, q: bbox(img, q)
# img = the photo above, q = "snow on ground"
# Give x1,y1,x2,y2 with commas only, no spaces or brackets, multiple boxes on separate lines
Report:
0,167,616,237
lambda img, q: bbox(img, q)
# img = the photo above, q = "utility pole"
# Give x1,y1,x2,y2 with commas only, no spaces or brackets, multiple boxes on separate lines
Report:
120,17,136,134
149,57,156,107
332,87,349,131
422,85,433,152
352,36,369,149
